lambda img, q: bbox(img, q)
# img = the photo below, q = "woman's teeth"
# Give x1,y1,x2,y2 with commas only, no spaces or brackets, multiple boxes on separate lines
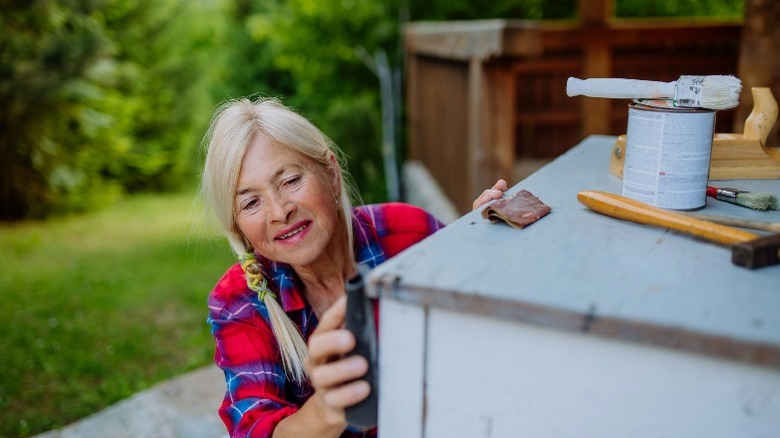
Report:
279,225,306,240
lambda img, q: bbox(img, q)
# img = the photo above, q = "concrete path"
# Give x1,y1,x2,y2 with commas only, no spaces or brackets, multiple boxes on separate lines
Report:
34,365,227,438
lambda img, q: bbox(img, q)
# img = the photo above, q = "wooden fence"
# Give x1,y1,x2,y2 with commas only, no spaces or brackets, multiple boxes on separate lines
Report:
405,19,742,213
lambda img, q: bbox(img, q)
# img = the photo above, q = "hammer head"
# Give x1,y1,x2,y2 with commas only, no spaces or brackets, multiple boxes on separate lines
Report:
732,234,780,269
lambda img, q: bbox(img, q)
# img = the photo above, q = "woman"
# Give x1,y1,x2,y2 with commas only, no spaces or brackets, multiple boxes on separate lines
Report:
202,97,506,437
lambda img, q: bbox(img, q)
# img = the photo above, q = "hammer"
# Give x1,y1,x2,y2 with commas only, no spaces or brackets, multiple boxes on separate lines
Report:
577,190,780,269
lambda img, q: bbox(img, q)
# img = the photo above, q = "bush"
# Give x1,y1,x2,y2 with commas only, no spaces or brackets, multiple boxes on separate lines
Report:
0,0,217,219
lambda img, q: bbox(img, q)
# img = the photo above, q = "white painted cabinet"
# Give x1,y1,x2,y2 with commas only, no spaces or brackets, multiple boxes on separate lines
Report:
369,136,780,437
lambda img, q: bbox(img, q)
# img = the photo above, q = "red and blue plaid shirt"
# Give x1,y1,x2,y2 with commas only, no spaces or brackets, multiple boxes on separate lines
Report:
207,203,444,438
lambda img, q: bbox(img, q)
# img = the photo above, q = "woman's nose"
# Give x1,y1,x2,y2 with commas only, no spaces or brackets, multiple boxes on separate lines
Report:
267,194,294,222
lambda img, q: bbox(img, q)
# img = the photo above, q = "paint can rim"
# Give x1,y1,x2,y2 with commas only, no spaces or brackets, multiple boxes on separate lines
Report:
631,99,715,113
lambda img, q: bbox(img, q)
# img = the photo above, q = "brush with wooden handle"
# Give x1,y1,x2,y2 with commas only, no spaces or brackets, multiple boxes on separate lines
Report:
566,75,742,110
678,212,780,233
577,190,780,269
706,186,778,211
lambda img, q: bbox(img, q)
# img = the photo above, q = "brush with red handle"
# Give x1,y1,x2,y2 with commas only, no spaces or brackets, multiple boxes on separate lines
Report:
706,186,778,211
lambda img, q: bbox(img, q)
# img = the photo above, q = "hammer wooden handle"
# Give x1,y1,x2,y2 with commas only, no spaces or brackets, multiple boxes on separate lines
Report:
577,191,760,245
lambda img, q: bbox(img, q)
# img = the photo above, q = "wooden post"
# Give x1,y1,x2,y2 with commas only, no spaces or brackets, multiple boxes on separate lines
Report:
582,45,612,135
404,21,541,212
579,0,614,135
483,66,516,188
735,0,779,147
468,58,486,203
578,0,614,27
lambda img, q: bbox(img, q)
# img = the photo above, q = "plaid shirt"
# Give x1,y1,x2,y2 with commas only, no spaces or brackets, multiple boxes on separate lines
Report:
207,203,444,438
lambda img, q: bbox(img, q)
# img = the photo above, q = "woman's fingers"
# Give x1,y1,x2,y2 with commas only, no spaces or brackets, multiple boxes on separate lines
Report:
310,355,368,389
322,379,371,410
492,178,508,191
307,329,355,365
305,295,372,416
472,179,508,210
316,295,347,332
472,192,490,210
307,296,350,368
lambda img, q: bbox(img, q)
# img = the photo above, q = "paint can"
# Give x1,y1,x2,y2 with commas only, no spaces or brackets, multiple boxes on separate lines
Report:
622,99,716,210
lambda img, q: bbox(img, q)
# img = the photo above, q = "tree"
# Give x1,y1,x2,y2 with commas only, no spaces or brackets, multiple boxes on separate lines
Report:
0,0,218,219
0,0,112,218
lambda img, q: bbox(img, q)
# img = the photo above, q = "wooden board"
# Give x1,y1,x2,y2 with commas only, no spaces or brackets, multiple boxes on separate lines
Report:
609,133,780,180
610,87,780,180
421,307,780,437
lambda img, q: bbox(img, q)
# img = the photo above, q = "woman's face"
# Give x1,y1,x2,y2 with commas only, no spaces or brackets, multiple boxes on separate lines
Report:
234,133,342,268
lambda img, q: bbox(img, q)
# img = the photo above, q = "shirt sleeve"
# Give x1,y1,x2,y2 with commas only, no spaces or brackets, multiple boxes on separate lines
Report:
207,266,299,438
373,202,445,258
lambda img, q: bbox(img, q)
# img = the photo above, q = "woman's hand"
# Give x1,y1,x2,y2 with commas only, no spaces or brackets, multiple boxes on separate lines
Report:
305,295,370,427
472,179,508,210
274,296,368,436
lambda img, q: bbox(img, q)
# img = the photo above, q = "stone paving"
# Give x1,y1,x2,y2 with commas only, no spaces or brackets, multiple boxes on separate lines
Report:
34,365,227,438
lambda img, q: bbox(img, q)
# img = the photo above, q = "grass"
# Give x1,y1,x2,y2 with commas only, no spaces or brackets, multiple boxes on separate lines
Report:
0,190,235,437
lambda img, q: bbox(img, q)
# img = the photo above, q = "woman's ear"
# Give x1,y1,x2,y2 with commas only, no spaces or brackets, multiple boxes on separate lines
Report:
326,152,342,198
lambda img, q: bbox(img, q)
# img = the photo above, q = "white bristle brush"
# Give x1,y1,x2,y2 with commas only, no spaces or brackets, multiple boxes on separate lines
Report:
566,75,742,110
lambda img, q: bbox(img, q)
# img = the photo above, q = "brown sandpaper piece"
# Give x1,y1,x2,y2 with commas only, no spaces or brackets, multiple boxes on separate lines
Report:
482,189,552,229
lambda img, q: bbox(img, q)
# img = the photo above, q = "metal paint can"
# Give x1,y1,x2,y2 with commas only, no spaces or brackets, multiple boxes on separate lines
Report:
622,99,716,210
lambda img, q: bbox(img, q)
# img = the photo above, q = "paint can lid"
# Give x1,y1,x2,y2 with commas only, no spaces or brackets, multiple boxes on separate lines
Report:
631,99,714,113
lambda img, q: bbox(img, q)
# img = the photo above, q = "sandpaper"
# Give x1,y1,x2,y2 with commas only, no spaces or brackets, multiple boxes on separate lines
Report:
482,189,552,229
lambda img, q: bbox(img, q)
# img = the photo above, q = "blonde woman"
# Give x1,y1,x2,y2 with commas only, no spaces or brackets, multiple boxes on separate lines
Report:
202,97,506,437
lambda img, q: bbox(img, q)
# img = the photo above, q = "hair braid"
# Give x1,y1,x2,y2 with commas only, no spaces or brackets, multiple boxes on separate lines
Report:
239,253,308,383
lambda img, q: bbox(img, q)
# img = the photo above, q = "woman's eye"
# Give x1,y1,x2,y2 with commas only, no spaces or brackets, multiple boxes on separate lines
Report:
242,198,259,211
284,176,301,187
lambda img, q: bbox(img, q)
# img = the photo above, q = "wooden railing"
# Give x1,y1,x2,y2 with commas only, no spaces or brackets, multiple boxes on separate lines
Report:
405,19,742,212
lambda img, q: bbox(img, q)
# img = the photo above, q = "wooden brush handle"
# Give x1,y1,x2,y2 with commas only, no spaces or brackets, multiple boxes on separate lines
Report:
566,77,674,99
577,191,760,245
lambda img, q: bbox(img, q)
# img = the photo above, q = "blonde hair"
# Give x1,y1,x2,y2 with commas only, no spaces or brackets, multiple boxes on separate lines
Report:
201,97,357,383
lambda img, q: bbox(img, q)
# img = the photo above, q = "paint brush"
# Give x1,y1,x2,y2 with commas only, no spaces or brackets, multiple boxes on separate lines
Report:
707,186,778,211
679,213,780,233
566,75,742,110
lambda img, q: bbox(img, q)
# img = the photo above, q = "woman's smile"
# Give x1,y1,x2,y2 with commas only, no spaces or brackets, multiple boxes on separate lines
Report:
275,221,311,242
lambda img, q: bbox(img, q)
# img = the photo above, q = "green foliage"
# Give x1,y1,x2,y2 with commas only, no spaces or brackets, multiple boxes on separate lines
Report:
1,0,111,218
97,0,213,193
227,0,402,203
409,0,576,20
208,0,295,100
0,190,235,437
616,0,743,18
0,0,218,220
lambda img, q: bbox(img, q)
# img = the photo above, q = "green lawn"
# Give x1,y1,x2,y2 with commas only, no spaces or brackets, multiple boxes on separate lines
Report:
0,190,235,437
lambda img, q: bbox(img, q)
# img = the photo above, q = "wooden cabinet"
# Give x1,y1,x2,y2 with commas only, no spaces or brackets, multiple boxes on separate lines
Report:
370,136,780,437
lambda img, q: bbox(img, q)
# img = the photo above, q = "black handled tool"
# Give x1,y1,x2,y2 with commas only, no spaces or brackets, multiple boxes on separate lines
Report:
344,265,379,428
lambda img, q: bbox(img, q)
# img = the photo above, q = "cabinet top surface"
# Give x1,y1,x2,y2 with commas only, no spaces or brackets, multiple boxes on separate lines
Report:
370,135,780,356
